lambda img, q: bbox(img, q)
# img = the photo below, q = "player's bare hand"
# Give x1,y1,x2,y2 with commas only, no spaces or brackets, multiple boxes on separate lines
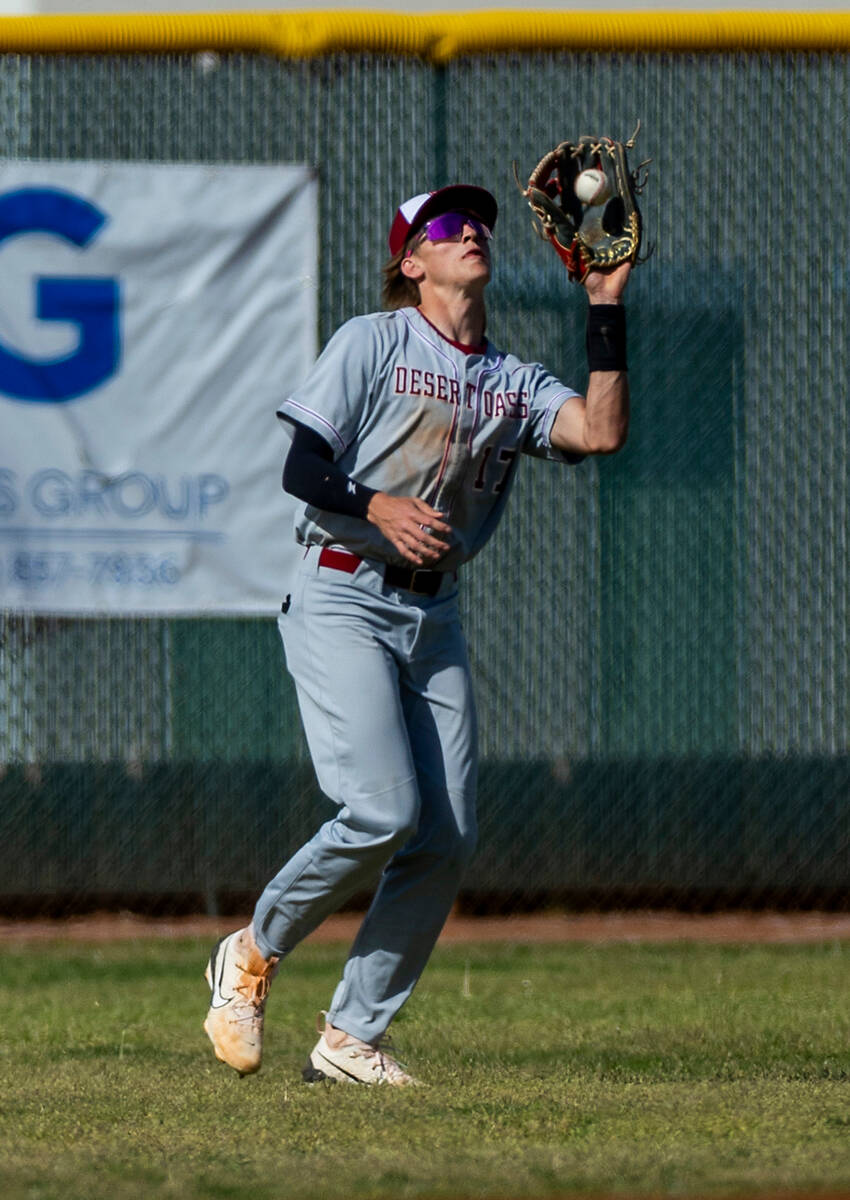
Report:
366,493,452,566
584,260,631,305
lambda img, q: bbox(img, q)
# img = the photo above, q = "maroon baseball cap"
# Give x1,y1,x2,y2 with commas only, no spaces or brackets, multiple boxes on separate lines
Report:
388,185,498,256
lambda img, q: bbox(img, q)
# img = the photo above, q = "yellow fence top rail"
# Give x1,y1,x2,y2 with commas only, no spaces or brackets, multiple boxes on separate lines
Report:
1,9,850,60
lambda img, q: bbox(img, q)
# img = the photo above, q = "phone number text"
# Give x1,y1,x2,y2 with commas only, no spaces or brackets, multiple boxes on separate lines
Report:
3,551,181,588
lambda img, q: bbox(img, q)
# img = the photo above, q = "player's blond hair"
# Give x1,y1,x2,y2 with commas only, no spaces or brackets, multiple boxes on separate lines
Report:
382,243,421,310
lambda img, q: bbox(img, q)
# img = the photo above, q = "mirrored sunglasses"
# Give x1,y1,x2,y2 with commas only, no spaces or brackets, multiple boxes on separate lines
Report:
408,211,492,254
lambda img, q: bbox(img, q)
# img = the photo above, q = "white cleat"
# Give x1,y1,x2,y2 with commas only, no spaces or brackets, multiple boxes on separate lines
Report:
203,926,279,1076
303,1024,418,1087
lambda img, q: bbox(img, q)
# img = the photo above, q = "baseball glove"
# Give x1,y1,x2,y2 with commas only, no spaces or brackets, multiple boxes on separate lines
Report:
516,123,650,283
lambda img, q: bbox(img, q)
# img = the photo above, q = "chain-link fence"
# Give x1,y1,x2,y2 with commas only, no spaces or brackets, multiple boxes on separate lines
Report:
2,47,849,913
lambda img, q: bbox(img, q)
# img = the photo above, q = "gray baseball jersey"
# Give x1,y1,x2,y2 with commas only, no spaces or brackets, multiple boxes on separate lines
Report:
277,305,582,572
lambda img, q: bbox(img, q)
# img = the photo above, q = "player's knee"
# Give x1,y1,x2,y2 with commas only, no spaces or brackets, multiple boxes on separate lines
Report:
377,795,420,850
341,790,421,856
384,814,421,855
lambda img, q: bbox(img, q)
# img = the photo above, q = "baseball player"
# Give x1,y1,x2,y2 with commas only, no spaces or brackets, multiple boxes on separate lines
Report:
203,183,630,1086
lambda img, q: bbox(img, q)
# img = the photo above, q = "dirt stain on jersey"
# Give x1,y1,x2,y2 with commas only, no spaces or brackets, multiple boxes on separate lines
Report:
380,400,461,497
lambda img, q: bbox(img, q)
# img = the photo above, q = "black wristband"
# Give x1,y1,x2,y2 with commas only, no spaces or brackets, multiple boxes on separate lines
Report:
586,304,627,372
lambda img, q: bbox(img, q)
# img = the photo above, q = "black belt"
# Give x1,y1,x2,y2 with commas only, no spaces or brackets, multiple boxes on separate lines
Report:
384,562,451,597
317,547,453,597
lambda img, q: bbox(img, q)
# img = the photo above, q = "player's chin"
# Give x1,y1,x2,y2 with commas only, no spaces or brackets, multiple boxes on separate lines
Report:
462,254,491,280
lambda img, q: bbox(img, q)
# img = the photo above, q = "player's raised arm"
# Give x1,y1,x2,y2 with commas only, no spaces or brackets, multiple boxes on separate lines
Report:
550,261,631,456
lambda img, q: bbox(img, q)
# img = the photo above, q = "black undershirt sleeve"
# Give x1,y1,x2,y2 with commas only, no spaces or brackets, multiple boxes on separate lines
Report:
282,421,377,521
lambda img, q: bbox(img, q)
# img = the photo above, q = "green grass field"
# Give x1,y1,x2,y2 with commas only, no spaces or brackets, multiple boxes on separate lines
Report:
2,934,850,1200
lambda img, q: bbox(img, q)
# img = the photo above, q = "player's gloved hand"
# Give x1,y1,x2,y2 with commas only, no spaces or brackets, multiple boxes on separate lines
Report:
366,494,452,567
517,126,650,284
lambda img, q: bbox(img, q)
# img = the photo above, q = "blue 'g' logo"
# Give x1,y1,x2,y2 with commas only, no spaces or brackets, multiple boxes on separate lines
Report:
0,187,120,403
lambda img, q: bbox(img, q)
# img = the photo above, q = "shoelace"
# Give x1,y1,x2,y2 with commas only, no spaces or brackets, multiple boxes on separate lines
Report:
316,1012,414,1083
375,1051,411,1083
347,1036,411,1083
230,960,274,1023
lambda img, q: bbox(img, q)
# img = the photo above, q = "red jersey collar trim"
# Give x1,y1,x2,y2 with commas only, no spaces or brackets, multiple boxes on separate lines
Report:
415,307,487,356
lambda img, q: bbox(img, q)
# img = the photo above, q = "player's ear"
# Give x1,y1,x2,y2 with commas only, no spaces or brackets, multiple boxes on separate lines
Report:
401,253,425,283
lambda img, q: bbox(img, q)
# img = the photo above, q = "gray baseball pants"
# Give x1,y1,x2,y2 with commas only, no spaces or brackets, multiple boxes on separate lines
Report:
252,544,478,1045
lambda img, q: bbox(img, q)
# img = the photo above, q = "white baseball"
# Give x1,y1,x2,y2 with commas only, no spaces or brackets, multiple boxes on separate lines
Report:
574,168,610,206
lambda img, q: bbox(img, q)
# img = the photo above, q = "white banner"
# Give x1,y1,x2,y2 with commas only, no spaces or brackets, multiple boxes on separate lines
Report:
0,160,316,615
